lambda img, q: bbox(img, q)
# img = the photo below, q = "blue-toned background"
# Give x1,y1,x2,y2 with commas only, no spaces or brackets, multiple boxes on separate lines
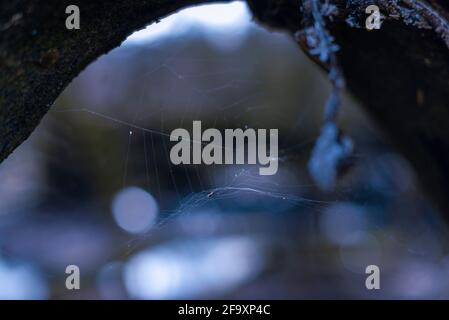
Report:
0,2,447,299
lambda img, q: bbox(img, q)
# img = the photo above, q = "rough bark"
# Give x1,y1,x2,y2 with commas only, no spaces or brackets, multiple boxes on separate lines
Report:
0,0,227,163
2,0,449,220
248,0,449,218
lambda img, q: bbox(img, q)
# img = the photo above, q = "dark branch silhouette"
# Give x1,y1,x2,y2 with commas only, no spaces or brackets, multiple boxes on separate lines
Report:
2,0,449,221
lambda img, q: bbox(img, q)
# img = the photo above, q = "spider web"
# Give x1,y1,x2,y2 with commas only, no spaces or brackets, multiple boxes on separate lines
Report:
51,29,331,233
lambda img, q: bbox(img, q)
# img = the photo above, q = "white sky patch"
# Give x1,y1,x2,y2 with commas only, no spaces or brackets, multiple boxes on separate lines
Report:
124,1,251,50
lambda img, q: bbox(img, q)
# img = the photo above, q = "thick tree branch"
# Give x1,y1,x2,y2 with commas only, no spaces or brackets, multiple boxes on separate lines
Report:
248,0,449,220
2,0,449,221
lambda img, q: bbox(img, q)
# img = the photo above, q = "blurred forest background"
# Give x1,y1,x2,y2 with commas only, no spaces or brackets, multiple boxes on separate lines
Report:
1,1,449,299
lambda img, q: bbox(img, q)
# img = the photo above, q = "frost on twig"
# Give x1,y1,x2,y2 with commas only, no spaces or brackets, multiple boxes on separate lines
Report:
308,122,354,191
297,0,354,191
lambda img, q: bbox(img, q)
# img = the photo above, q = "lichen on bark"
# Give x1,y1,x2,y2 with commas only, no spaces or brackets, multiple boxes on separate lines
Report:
2,0,449,222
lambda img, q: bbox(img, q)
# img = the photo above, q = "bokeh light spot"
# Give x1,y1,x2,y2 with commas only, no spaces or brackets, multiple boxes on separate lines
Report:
112,186,158,234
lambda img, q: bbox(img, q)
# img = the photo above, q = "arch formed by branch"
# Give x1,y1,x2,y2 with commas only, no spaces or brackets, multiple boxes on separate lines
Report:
2,0,449,221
